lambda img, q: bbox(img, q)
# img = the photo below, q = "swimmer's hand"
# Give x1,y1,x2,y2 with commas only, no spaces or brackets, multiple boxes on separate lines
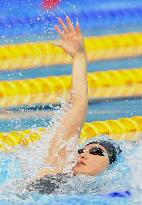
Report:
54,16,86,58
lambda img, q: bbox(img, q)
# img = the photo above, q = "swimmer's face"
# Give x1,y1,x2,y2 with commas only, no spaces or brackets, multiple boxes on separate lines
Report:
72,143,109,176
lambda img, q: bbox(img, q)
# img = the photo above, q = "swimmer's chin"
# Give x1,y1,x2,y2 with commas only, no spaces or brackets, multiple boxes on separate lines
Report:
72,163,86,176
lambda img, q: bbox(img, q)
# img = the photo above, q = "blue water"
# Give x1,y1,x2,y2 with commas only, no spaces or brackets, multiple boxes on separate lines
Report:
0,137,133,204
0,0,142,204
1,0,142,42
0,97,140,132
0,194,131,205
1,57,142,81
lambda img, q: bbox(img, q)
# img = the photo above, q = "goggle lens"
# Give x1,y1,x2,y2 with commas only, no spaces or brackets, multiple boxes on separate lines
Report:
78,147,107,156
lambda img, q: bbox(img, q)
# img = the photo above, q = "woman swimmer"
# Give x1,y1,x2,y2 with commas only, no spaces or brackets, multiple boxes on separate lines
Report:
27,16,121,194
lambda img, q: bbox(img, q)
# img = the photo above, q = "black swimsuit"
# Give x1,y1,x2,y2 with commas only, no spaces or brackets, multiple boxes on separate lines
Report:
27,173,70,194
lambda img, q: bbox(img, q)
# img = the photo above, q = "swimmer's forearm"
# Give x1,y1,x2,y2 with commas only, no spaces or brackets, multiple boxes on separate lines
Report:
41,17,88,171
72,53,88,99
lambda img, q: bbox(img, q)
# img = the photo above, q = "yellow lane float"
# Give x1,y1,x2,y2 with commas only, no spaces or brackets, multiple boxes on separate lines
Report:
0,68,142,107
0,116,141,151
0,32,142,70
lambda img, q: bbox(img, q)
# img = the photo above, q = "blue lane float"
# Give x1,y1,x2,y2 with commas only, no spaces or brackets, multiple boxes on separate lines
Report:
1,7,142,37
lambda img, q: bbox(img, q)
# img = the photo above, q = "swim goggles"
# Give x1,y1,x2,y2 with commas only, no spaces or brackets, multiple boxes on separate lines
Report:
78,146,108,157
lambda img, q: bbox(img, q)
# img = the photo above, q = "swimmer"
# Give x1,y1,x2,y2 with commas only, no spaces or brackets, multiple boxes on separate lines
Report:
27,16,122,194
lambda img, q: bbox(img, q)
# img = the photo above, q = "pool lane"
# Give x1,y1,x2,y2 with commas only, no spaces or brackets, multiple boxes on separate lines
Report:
1,57,142,81
1,1,142,41
0,97,141,132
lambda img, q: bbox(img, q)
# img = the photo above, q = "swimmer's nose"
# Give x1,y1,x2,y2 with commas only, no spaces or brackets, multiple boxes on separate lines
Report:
79,150,88,158
80,154,85,158
78,155,86,165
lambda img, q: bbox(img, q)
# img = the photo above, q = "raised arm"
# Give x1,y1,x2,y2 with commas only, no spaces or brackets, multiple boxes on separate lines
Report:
39,16,88,176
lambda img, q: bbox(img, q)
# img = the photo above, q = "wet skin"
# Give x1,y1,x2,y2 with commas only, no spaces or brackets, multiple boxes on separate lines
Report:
72,143,110,176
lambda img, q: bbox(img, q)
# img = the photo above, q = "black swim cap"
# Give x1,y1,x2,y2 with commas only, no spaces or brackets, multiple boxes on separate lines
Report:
86,140,122,165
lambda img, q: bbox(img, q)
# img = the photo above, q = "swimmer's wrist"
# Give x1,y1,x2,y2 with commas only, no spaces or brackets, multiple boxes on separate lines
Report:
73,52,87,59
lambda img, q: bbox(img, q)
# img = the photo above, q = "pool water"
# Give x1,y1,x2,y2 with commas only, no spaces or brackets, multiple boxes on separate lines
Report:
0,193,131,205
0,0,142,204
0,132,136,204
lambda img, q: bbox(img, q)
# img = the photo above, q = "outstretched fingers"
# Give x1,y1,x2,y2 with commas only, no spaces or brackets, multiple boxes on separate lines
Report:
58,18,69,34
54,16,81,43
76,21,81,35
54,25,64,38
66,16,75,32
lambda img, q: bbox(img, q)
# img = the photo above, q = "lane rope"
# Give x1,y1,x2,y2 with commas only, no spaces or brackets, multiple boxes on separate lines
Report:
0,116,141,151
0,68,142,107
0,32,142,70
1,7,142,37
